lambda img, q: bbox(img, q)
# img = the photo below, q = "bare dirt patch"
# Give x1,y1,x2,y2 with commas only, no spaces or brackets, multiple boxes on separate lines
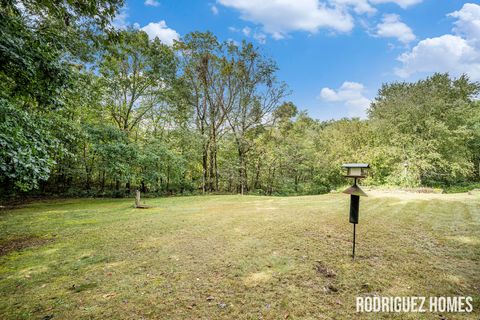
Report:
314,261,336,278
0,236,53,256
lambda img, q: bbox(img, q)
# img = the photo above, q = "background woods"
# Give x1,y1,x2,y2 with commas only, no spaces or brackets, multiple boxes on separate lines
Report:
1,1,480,197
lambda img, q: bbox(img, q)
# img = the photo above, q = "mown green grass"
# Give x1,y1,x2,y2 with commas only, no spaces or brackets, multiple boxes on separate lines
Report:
0,193,479,319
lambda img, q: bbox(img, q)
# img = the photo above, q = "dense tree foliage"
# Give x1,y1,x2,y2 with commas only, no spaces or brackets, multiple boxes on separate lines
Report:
1,1,479,197
369,74,480,186
0,0,123,192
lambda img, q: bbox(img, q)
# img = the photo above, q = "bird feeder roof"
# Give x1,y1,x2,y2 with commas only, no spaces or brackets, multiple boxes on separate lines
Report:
342,163,370,168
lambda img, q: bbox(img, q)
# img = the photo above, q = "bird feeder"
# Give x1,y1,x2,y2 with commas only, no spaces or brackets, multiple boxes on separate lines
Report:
342,163,369,259
342,163,369,179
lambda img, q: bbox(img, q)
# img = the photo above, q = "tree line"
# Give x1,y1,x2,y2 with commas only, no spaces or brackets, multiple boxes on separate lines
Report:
1,1,479,198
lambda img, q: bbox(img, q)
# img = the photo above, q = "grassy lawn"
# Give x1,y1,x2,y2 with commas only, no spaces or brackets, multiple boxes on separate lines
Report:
0,192,479,319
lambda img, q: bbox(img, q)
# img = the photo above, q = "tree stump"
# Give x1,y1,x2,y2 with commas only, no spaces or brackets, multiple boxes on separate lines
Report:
134,190,150,209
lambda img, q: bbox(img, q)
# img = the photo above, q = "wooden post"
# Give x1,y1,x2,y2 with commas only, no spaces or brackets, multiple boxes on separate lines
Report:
135,190,141,208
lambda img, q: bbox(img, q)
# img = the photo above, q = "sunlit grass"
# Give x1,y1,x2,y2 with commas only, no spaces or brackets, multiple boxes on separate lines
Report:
0,193,479,319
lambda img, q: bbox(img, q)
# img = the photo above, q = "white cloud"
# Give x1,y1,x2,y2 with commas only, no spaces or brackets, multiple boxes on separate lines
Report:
395,3,480,80
395,35,480,79
376,14,415,44
144,0,160,7
242,26,252,37
229,25,267,44
141,20,180,46
319,81,371,118
227,38,240,46
218,0,354,39
112,7,129,29
211,4,219,15
331,0,376,15
370,0,423,9
253,32,267,44
111,8,179,47
449,3,480,44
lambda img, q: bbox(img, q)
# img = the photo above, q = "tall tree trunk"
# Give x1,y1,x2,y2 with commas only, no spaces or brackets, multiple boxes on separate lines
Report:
83,143,92,190
101,171,105,192
166,165,170,193
209,141,215,192
268,166,276,195
202,141,208,194
238,148,247,195
254,160,261,190
208,135,219,192
214,145,219,191
294,172,298,193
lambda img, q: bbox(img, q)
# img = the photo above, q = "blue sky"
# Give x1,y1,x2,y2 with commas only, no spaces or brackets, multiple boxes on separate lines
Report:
114,0,480,120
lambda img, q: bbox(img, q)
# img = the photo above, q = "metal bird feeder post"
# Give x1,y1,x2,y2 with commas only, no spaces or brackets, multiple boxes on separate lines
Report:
342,163,369,260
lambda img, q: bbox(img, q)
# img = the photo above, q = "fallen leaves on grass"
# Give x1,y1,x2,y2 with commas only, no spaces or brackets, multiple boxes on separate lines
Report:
314,261,336,278
102,293,117,299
